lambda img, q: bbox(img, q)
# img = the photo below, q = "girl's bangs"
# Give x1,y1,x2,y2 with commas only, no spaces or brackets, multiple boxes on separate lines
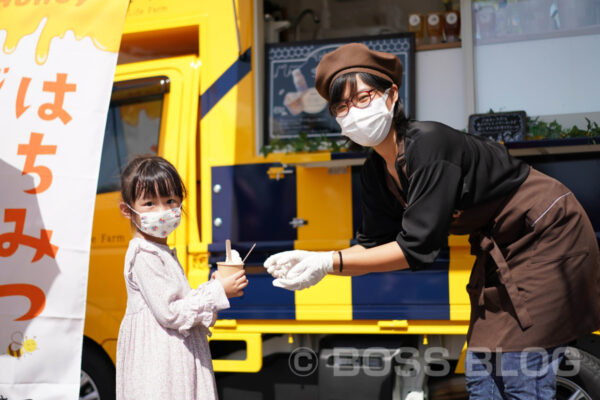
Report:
131,164,184,201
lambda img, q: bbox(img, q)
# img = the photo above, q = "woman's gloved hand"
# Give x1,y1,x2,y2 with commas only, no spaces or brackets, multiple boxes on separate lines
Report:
264,250,315,279
272,251,334,291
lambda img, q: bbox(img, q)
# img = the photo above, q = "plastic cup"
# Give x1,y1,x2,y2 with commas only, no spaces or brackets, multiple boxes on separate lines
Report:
217,262,244,277
283,91,304,115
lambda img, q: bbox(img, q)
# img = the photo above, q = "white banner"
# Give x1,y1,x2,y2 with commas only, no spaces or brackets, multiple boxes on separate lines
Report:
0,1,129,399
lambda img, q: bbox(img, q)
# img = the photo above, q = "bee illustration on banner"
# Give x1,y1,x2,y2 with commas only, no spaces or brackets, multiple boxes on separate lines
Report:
6,331,38,359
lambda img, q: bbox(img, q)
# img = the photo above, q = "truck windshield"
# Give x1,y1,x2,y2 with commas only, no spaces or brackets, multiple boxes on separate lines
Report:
97,76,169,194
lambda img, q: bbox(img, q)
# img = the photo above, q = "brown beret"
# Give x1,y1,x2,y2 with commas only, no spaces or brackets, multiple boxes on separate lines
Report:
315,43,403,101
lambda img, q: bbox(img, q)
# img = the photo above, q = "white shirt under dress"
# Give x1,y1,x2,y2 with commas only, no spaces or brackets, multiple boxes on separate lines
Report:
116,237,230,400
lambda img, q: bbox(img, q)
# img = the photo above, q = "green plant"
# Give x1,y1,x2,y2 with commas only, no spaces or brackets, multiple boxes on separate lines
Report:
526,116,600,140
483,108,600,141
260,132,351,157
261,114,600,157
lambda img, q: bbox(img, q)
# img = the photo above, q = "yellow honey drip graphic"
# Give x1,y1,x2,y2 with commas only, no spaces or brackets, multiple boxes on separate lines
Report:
0,0,128,64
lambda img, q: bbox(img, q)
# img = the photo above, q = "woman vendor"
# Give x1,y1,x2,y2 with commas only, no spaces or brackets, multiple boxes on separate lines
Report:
264,43,600,399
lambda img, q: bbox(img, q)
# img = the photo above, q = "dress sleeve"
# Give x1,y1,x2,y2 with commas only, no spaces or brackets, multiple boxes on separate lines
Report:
398,160,461,270
131,248,230,337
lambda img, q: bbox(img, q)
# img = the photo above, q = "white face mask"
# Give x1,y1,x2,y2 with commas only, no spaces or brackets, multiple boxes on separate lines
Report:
335,90,394,147
127,204,181,238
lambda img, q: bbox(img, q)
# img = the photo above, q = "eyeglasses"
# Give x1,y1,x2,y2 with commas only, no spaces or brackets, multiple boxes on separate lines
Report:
329,89,378,118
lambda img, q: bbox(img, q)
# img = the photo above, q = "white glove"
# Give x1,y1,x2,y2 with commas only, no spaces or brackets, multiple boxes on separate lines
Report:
272,251,334,291
264,250,315,279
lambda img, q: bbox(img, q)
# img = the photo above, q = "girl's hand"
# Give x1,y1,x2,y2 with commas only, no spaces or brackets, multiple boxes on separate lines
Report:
215,269,248,298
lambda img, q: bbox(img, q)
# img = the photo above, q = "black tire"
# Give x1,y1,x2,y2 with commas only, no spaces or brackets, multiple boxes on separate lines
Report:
428,375,467,400
81,337,116,400
428,347,600,400
556,347,600,400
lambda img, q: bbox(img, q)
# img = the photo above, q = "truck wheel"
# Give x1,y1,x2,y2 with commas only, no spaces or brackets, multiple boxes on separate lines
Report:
556,347,600,400
427,375,467,400
428,347,600,400
81,338,116,400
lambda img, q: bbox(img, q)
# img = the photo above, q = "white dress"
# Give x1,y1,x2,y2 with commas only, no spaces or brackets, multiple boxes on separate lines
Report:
116,237,229,400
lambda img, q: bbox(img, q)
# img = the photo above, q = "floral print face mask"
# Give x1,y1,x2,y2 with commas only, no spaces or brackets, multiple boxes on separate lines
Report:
127,205,181,238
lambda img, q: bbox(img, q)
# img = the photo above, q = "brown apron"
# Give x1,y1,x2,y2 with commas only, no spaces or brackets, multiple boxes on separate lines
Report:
451,168,600,351
388,155,600,351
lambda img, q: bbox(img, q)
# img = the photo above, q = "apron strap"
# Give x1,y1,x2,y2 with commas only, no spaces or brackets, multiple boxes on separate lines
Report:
479,235,534,330
467,234,486,308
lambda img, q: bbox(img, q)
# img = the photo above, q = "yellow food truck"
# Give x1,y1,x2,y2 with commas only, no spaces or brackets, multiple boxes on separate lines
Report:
80,1,600,399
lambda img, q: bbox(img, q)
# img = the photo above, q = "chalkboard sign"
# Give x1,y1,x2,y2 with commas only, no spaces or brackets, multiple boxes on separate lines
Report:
265,33,415,143
468,111,526,142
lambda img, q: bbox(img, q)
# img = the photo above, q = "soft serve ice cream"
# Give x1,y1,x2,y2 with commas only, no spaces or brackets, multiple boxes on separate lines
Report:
217,240,245,277
228,250,243,264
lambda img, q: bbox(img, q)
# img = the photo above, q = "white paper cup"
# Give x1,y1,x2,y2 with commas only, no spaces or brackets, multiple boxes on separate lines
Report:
217,262,244,277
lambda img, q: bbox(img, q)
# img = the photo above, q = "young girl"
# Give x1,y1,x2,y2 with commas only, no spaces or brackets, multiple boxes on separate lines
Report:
116,155,247,400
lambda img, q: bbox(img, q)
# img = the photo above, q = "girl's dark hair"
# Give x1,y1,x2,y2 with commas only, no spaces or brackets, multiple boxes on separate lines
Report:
329,72,408,148
120,155,186,206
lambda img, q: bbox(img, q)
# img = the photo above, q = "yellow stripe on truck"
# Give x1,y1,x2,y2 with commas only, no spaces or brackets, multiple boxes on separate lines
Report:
448,235,474,321
295,275,353,320
294,165,354,320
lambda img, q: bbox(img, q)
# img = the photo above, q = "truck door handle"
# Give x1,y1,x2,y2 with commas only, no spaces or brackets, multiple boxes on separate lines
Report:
267,166,293,180
289,218,308,229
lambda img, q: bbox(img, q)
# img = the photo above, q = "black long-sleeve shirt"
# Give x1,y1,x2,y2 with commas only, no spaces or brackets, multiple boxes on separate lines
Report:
356,120,529,270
